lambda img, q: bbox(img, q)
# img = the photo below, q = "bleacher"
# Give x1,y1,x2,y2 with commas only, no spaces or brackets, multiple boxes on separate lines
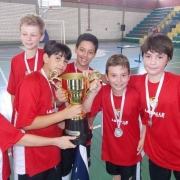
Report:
122,7,176,44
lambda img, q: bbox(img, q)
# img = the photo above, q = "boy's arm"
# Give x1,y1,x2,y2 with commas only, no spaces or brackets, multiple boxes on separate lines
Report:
22,104,82,131
137,124,146,155
17,134,76,149
83,80,102,113
11,95,15,106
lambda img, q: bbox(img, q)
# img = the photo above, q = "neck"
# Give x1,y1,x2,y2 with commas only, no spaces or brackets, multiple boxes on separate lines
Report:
25,49,38,59
41,67,50,79
148,72,164,83
75,61,89,71
112,89,124,96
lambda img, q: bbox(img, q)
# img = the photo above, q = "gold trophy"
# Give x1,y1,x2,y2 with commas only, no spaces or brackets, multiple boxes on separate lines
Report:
49,70,101,145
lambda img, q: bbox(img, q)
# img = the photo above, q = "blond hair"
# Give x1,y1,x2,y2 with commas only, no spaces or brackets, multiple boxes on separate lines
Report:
19,13,45,35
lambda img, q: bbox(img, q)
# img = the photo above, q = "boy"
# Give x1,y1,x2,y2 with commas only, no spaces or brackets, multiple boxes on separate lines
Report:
12,40,82,180
129,34,180,180
0,113,76,180
7,13,45,104
59,33,98,180
83,54,146,180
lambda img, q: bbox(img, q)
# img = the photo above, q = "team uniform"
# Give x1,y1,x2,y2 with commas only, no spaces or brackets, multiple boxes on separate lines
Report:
60,62,93,176
0,113,24,180
129,72,180,178
90,84,142,177
7,48,44,96
13,71,61,179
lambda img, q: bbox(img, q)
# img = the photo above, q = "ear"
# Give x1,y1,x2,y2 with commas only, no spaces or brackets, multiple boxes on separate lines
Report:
43,53,49,64
40,33,45,41
74,46,78,54
105,73,109,82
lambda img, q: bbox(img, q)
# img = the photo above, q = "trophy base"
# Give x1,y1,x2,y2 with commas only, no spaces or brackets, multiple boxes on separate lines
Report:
64,115,92,145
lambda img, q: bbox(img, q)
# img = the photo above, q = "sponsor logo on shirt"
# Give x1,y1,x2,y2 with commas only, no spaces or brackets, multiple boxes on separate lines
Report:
46,109,55,114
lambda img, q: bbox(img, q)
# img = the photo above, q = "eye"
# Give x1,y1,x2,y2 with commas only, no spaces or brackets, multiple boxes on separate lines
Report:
64,59,68,64
89,51,94,55
145,55,150,58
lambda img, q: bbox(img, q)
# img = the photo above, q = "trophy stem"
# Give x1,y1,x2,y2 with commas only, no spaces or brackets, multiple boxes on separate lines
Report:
65,115,92,145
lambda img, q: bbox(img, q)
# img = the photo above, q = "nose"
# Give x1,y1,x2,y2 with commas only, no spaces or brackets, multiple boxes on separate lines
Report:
117,76,121,82
83,51,88,58
150,57,156,65
26,35,31,41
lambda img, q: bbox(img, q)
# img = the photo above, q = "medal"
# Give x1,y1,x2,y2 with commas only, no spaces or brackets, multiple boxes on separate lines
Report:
110,89,126,138
114,128,123,137
145,73,164,127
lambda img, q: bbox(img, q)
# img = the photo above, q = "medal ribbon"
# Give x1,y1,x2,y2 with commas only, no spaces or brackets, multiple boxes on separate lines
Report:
145,73,164,119
110,88,126,129
24,50,38,74
41,68,56,110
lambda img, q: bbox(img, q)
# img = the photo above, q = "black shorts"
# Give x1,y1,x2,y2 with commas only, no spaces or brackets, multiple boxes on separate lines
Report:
106,161,136,180
61,145,91,177
149,159,180,180
18,162,61,180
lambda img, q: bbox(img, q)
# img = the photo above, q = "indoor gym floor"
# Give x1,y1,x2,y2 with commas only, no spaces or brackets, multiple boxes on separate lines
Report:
0,41,178,180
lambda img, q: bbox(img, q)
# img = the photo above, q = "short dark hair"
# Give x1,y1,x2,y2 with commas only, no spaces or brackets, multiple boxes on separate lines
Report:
105,54,130,74
76,33,98,53
141,34,174,60
43,40,72,60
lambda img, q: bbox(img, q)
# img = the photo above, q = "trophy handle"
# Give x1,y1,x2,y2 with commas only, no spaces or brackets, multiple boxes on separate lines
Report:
49,70,62,89
85,70,101,98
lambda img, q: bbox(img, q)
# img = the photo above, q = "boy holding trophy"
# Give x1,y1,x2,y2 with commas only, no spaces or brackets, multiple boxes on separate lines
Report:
83,54,146,180
12,40,82,180
59,33,99,180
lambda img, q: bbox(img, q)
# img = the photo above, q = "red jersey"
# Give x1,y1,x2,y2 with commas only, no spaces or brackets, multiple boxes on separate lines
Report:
129,72,180,171
91,85,142,166
0,113,24,180
7,48,44,95
63,61,93,74
13,71,60,177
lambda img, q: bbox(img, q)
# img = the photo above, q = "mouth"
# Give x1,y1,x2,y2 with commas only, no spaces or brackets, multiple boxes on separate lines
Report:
148,67,157,71
115,84,123,88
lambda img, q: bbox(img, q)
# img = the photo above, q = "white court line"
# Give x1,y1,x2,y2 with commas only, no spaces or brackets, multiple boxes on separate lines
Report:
0,67,8,85
93,124,101,129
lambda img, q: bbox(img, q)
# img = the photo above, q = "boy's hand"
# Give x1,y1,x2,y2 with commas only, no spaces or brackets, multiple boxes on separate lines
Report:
63,104,83,119
56,87,68,103
137,138,144,155
82,70,93,78
57,121,65,129
90,79,102,94
55,136,76,149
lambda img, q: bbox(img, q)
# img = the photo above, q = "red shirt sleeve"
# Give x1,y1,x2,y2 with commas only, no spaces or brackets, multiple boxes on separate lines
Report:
0,114,24,152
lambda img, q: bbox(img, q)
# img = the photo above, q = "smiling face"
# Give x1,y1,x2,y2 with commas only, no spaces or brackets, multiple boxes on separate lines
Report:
20,24,44,51
105,65,130,96
75,40,96,70
143,50,169,82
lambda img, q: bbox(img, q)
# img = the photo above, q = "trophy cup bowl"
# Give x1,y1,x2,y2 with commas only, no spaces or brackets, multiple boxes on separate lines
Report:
49,71,101,145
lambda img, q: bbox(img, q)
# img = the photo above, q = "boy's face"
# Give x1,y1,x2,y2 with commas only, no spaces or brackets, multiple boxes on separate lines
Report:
105,65,130,96
20,24,44,50
143,50,169,77
44,52,68,76
75,41,96,69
